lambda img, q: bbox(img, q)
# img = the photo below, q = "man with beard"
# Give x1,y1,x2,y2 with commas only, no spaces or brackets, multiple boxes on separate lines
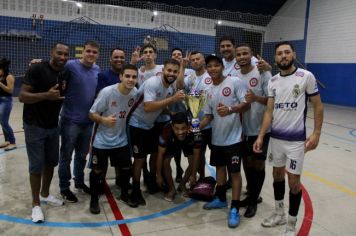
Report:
253,41,323,236
156,112,201,201
235,43,272,218
199,55,250,228
128,59,185,206
19,42,70,223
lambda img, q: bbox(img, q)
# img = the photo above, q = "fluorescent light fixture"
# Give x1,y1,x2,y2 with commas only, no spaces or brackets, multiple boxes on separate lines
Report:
75,2,83,8
217,20,222,25
153,11,158,16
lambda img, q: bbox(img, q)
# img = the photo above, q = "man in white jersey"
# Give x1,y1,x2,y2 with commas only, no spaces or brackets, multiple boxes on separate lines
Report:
137,44,164,87
219,35,271,77
128,59,185,206
253,41,323,236
199,55,250,228
176,51,212,187
88,64,139,214
235,43,272,218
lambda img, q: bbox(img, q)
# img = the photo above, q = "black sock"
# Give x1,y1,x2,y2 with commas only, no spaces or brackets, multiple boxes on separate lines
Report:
289,190,302,216
132,181,141,193
245,166,254,195
119,168,131,195
254,169,265,202
273,180,285,201
89,171,100,197
231,200,240,210
215,185,227,202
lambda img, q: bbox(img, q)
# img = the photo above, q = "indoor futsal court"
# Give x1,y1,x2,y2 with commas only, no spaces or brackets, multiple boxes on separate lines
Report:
1,0,356,235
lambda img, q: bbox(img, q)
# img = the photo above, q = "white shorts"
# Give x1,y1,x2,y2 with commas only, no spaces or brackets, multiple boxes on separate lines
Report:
267,137,305,175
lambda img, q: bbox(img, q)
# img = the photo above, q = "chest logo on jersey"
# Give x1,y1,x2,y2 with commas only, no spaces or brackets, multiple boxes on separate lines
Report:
205,77,212,84
249,77,258,87
111,101,117,107
128,98,134,107
222,87,231,96
295,71,305,77
234,63,240,70
292,84,301,98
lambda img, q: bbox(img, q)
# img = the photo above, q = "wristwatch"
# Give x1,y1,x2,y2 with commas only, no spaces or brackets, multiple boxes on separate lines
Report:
228,106,233,114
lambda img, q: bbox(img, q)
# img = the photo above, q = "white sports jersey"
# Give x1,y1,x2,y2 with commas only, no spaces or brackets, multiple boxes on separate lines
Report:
90,84,137,149
268,68,319,141
129,76,175,130
223,57,258,77
138,64,163,87
236,66,272,136
204,76,248,146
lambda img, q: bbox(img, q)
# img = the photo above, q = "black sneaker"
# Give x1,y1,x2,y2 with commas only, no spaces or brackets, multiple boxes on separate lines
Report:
75,183,91,195
61,189,78,203
244,204,257,218
131,191,146,206
119,193,138,208
90,196,100,214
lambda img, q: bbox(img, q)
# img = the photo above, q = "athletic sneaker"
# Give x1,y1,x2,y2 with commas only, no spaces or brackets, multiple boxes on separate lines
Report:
75,183,91,194
40,194,64,206
261,212,287,227
131,190,146,206
228,207,240,228
203,197,227,210
61,189,78,203
283,226,296,236
31,206,44,223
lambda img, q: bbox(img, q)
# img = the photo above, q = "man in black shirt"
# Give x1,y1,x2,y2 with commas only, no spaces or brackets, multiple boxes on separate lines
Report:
19,42,70,223
156,112,201,201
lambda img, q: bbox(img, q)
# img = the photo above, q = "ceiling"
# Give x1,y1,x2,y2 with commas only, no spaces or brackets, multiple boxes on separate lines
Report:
141,0,287,16
82,0,287,16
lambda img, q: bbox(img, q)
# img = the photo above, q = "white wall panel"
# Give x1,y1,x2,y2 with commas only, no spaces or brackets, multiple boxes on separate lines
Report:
306,0,356,63
265,0,306,42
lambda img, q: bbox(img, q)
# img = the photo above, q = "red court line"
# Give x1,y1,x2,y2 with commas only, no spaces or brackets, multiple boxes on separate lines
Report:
297,184,314,236
104,182,132,236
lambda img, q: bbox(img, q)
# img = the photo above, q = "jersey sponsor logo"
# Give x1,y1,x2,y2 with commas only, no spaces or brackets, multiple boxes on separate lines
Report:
111,101,117,107
234,62,240,70
249,77,258,87
92,155,98,165
205,77,212,84
274,102,298,110
231,155,240,164
128,98,134,107
292,84,301,98
222,87,231,96
295,71,305,77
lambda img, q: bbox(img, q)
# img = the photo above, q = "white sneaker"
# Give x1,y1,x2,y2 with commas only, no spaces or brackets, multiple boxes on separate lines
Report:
31,206,44,223
40,194,64,206
283,226,296,236
261,212,287,227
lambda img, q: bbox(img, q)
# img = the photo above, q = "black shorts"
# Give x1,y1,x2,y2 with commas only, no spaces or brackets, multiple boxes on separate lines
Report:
210,143,242,173
153,121,170,152
165,145,193,158
90,145,132,170
129,125,156,159
241,133,270,160
201,128,212,150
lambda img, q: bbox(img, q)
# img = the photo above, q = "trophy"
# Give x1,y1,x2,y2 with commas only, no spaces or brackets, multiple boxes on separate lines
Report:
185,89,207,133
